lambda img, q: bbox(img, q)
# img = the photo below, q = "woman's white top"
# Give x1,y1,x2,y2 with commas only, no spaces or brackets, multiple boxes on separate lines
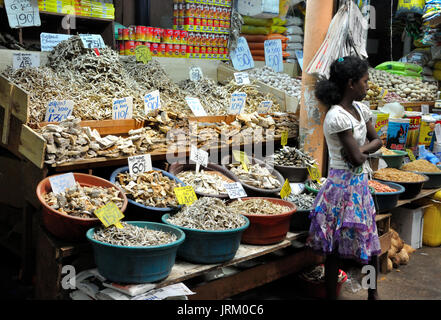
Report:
323,102,373,174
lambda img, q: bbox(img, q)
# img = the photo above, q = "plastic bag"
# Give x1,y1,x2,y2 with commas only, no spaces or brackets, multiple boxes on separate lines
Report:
279,0,290,19
375,61,422,74
396,0,425,17
287,43,303,51
285,16,303,26
286,34,303,43
241,25,271,35
379,102,405,119
242,16,287,26
418,145,440,164
285,25,304,35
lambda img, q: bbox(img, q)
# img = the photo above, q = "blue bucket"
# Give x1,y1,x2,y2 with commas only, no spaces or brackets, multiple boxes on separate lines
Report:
86,221,185,284
371,180,405,213
110,166,185,222
161,214,249,264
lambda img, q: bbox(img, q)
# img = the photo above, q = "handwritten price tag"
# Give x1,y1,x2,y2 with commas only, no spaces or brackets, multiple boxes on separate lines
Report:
281,131,289,147
230,37,254,71
223,182,247,199
406,149,416,162
5,0,41,29
12,52,40,70
94,202,125,229
264,39,283,73
307,164,321,183
190,145,208,173
174,186,198,206
233,72,250,85
144,90,161,113
435,123,441,142
128,154,152,176
45,100,74,122
422,104,430,115
135,45,152,64
40,32,72,51
112,97,133,120
80,34,106,49
185,97,207,117
257,101,273,114
233,150,250,172
229,92,247,115
49,172,76,195
280,179,292,200
189,66,203,82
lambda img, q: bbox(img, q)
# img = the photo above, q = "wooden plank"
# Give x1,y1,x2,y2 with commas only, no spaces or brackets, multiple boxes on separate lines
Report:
0,76,12,144
18,124,47,169
379,231,392,255
396,188,441,207
9,80,29,123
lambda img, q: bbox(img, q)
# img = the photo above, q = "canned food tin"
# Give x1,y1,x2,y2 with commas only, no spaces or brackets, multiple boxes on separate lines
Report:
153,28,162,43
173,44,181,57
125,40,135,56
118,28,123,40
173,29,181,44
163,29,174,43
180,44,187,57
122,28,130,41
146,27,154,42
166,44,174,57
180,30,188,44
150,43,159,56
119,41,125,55
159,43,166,57
129,26,136,40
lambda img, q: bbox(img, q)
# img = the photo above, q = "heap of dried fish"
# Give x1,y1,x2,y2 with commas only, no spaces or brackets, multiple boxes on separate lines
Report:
176,170,232,195
116,171,181,208
268,146,317,167
228,163,281,189
94,222,177,247
43,182,124,218
374,168,427,183
287,193,316,210
228,199,291,215
166,197,247,231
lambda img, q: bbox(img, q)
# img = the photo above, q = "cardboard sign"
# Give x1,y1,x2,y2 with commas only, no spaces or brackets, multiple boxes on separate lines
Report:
264,39,283,73
185,97,207,117
230,37,254,71
257,101,273,114
233,150,249,172
128,154,152,176
49,172,76,195
307,164,321,183
144,90,161,113
190,145,208,173
40,32,72,51
12,52,40,70
80,34,106,49
229,92,247,115
135,45,152,64
280,179,292,200
45,100,74,122
233,72,250,85
5,0,41,28
112,97,133,120
223,182,247,199
281,131,289,147
189,66,203,82
94,202,125,229
174,186,198,206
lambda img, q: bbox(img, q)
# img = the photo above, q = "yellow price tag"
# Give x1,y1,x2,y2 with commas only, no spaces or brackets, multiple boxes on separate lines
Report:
233,150,250,172
280,179,292,200
281,131,289,146
94,202,125,229
406,149,416,161
307,164,321,183
135,45,152,64
174,186,198,206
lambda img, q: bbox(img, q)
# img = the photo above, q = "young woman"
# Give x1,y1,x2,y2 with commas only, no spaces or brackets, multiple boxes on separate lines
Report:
307,56,383,300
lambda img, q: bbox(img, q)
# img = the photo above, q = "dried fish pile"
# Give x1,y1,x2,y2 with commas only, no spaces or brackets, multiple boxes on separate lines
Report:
94,222,177,247
43,183,124,218
228,199,291,215
308,178,327,190
268,146,317,167
166,197,247,231
380,146,399,156
402,159,441,173
373,168,427,183
228,163,281,189
116,171,180,208
176,170,231,195
287,193,316,210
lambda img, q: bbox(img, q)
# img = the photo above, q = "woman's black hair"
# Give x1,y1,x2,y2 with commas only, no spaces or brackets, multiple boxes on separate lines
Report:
315,56,369,107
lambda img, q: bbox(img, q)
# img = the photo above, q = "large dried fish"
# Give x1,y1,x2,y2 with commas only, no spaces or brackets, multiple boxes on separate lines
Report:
228,198,291,215
287,193,316,210
228,163,281,189
176,170,233,195
268,146,317,167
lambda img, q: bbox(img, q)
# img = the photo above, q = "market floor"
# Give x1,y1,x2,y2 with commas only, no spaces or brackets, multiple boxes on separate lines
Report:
231,246,441,300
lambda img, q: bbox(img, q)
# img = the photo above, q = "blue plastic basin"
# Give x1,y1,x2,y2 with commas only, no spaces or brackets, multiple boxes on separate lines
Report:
86,221,185,284
110,166,185,222
371,180,405,212
161,214,249,264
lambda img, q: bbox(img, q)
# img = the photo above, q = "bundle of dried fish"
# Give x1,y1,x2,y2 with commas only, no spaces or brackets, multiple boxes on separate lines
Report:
43,182,124,218
228,199,291,215
176,170,232,195
271,113,299,139
116,171,181,208
166,197,247,231
287,193,316,210
228,163,281,189
94,222,177,247
228,8,244,52
268,146,317,167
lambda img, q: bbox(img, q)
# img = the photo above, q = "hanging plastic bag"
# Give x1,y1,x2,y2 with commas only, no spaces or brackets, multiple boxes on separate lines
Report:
418,145,440,164
396,0,425,17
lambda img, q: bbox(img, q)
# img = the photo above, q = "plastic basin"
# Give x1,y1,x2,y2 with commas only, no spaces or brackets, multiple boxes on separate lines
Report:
86,221,185,283
168,162,239,199
36,173,128,242
381,150,407,169
296,268,347,299
403,166,441,189
162,214,249,264
375,173,429,200
370,180,405,213
304,181,320,194
273,164,309,183
228,197,296,245
110,166,185,222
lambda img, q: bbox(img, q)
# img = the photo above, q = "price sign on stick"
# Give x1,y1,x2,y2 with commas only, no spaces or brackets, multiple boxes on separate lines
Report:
112,97,133,120
190,145,208,173
257,101,273,114
128,154,152,176
224,182,247,199
144,90,161,113
135,45,152,64
281,131,289,147
230,37,254,71
406,149,416,162
12,52,40,70
264,39,283,73
40,32,72,51
307,164,321,183
80,34,106,49
233,150,250,172
174,186,198,206
189,66,203,82
5,0,41,28
280,179,292,200
229,92,247,115
94,202,125,229
49,172,76,195
435,123,441,142
233,72,250,85
185,97,207,117
45,100,74,122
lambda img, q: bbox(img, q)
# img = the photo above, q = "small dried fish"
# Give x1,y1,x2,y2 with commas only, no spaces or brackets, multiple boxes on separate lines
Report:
268,146,317,167
286,193,316,210
43,182,124,218
166,197,247,231
228,199,291,215
94,222,177,247
116,171,181,208
176,170,233,195
228,163,281,189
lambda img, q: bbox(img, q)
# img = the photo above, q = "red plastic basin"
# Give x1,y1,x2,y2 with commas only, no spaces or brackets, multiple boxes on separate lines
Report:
229,197,297,245
36,173,128,242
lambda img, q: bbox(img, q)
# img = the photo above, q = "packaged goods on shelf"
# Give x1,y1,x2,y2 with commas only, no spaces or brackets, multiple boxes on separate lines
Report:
37,0,115,19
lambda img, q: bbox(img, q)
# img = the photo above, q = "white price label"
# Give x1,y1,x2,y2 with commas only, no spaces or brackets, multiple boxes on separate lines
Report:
378,158,388,169
436,123,441,142
233,72,250,85
190,145,209,168
189,66,203,82
45,100,74,122
422,104,430,115
79,34,106,49
12,52,40,70
144,90,161,113
223,182,247,199
264,39,283,73
112,97,133,120
257,101,273,114
230,37,254,71
40,32,72,51
128,154,152,176
186,97,207,117
229,92,247,115
49,172,76,195
5,0,41,29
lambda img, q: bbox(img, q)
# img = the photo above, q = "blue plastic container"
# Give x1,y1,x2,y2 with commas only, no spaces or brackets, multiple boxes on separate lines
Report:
161,214,249,264
86,221,185,284
371,180,405,212
110,166,185,222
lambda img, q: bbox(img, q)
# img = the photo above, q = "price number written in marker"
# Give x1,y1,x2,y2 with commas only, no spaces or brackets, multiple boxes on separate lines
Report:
264,39,283,73
5,0,41,29
49,172,76,195
128,154,152,176
233,72,250,85
80,34,106,49
12,52,40,70
233,150,250,172
190,145,208,173
307,164,321,183
229,92,247,115
112,97,133,120
144,90,161,113
230,37,254,71
280,179,292,200
94,202,125,229
257,101,273,114
135,45,152,64
281,131,289,147
223,182,247,199
45,100,74,122
174,186,198,206
406,149,416,162
185,97,207,117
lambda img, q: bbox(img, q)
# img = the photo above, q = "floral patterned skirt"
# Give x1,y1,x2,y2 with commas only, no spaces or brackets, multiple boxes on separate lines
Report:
306,169,381,264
